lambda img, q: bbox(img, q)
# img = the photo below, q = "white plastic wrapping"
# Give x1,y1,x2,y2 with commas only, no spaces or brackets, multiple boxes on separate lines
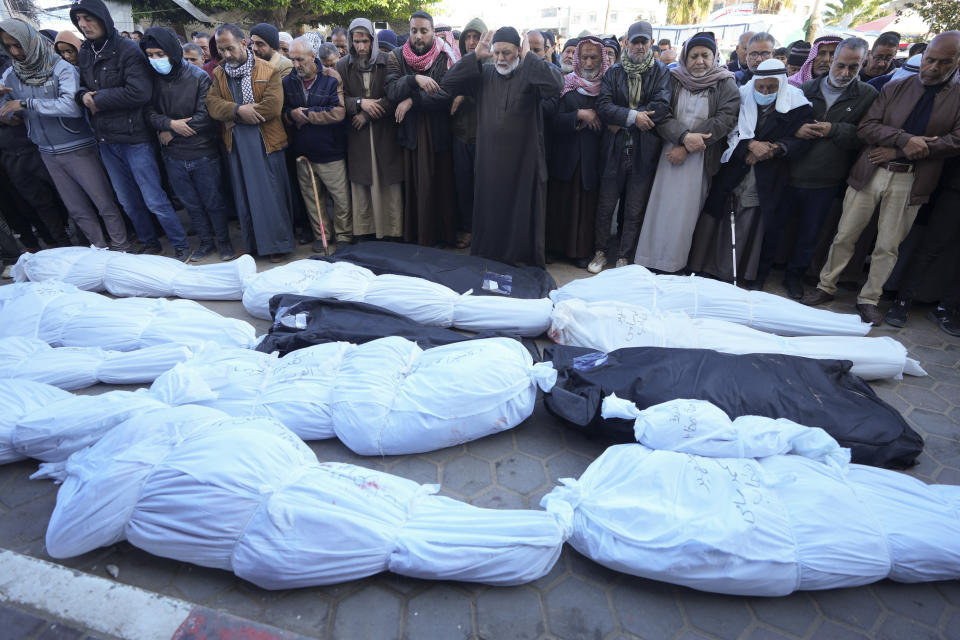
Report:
0,281,256,350
0,336,195,390
241,259,553,337
542,397,960,596
12,247,256,300
0,379,73,464
37,407,568,588
549,299,924,380
549,265,870,337
149,337,556,455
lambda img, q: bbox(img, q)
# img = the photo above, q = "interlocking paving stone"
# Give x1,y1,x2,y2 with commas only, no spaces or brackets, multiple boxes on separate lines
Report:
440,454,493,497
35,624,84,640
875,614,941,640
683,590,755,640
610,578,685,640
470,486,525,510
909,408,960,437
895,385,951,412
0,467,56,510
332,585,402,640
745,628,795,640
170,564,234,603
475,587,545,640
387,457,439,485
465,430,517,461
544,450,593,483
923,434,960,469
545,576,616,640
209,587,267,620
495,453,547,494
811,588,884,630
809,619,872,640
405,585,474,640
872,581,946,626
748,592,819,637
944,610,960,640
260,590,330,638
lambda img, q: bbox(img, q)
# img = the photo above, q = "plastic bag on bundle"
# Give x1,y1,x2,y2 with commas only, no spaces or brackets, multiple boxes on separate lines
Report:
39,409,567,588
12,247,113,291
103,252,256,300
0,336,194,390
12,388,168,462
331,337,556,455
242,260,373,320
149,342,354,441
0,379,73,464
550,265,869,337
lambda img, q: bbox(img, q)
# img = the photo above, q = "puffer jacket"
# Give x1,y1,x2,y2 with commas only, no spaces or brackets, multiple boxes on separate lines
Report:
71,0,153,145
141,26,218,160
0,59,95,154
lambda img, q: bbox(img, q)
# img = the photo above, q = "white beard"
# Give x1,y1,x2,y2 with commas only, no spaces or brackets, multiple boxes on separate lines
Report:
580,68,600,80
828,69,854,88
496,58,520,76
560,62,573,73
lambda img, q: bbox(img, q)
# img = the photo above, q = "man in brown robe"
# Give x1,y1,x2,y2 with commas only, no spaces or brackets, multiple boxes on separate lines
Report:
337,18,403,240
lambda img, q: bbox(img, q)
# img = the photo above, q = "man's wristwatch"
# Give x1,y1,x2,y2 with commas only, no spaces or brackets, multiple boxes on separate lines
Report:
357,97,362,111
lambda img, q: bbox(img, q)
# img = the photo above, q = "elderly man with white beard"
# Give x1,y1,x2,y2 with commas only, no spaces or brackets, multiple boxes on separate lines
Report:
442,26,562,268
763,37,876,300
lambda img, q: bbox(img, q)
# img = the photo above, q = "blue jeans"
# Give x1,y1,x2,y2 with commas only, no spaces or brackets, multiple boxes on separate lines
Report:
99,142,188,249
163,155,231,247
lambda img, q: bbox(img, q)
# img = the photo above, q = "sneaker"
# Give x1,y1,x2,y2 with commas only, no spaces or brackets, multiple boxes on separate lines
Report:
801,288,834,306
939,311,960,337
174,247,192,262
615,258,629,268
1,264,12,279
884,299,910,328
587,250,607,274
190,243,215,261
311,239,327,254
143,243,163,255
856,303,883,326
928,307,950,326
783,273,804,300
219,243,236,261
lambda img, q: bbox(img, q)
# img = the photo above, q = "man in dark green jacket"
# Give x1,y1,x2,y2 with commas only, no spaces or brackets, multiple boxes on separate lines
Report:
762,37,877,299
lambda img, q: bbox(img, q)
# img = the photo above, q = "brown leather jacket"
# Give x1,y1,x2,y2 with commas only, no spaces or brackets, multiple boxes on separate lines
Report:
848,73,960,205
206,56,288,154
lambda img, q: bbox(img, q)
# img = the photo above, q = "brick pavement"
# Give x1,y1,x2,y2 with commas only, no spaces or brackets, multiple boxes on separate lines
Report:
0,242,958,640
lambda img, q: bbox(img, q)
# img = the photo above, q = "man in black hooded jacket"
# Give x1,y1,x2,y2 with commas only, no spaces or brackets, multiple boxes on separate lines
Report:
71,0,190,260
141,26,234,261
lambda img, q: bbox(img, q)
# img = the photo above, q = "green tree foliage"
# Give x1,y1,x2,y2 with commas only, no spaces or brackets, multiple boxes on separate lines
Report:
131,0,437,32
753,0,794,14
904,0,960,35
664,0,711,25
822,0,886,27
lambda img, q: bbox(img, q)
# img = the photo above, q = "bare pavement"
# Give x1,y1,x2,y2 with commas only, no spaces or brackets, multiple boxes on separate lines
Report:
1,236,958,640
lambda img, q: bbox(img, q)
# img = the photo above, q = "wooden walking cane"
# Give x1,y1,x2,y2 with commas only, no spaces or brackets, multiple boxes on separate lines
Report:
296,156,330,256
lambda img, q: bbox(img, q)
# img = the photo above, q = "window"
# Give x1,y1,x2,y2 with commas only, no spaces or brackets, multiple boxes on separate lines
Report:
573,13,582,23
610,11,618,21
542,7,558,17
588,12,597,22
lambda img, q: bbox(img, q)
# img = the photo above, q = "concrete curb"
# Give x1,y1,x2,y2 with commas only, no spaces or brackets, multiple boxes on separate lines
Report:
0,549,311,640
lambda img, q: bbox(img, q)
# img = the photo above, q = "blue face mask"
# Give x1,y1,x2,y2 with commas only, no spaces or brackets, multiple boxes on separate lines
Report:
150,56,172,75
753,89,777,106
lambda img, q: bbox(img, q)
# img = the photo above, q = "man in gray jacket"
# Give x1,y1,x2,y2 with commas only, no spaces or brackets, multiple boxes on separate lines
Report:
0,17,129,251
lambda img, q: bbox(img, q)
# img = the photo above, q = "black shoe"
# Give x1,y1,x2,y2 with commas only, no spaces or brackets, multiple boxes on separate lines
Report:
140,243,163,255
928,307,950,326
801,288,834,306
190,243,215,261
884,299,910,328
940,311,960,337
783,273,803,300
744,278,766,291
174,247,192,262
856,303,883,326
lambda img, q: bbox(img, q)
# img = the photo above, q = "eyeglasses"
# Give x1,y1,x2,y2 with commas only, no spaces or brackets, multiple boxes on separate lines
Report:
747,50,773,60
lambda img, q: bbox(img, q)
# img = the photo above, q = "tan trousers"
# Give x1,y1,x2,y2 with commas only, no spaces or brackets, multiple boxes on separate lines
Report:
817,169,920,306
296,158,352,243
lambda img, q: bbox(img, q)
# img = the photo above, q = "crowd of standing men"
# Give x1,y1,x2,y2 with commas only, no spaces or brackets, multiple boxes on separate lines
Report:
0,0,958,333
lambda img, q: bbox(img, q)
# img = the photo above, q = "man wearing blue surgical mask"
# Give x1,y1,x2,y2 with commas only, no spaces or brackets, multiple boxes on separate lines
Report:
142,26,235,261
689,58,813,288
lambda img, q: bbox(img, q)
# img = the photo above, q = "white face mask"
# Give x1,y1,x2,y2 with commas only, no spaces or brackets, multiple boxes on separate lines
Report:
495,57,520,76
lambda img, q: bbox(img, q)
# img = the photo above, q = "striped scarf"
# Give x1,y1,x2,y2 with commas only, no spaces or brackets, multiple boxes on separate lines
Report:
223,49,256,105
